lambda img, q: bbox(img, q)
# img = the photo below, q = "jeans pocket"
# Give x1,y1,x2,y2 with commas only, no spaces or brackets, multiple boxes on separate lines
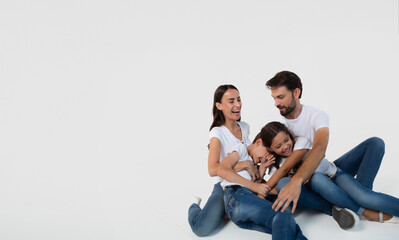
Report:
225,194,239,222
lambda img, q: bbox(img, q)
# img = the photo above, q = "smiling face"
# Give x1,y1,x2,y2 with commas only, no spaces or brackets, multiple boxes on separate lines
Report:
268,131,293,157
216,89,242,122
251,139,271,165
270,86,298,117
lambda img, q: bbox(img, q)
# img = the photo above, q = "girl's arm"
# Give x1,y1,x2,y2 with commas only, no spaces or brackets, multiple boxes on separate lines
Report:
218,152,270,197
208,137,259,179
266,149,309,190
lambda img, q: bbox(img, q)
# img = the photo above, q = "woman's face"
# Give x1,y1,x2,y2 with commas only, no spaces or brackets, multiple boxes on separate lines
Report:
269,131,293,157
216,89,241,121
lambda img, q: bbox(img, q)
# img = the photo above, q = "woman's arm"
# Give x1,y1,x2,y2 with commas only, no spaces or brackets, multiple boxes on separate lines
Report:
266,149,309,189
208,137,259,179
218,152,270,197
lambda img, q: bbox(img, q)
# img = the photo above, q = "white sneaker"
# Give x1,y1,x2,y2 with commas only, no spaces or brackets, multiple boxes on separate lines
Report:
193,197,201,206
332,206,359,230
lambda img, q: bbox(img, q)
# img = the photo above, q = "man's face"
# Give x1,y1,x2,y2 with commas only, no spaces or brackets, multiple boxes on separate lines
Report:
270,86,297,117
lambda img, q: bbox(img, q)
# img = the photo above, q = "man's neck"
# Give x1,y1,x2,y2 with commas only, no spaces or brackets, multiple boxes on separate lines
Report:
285,103,303,120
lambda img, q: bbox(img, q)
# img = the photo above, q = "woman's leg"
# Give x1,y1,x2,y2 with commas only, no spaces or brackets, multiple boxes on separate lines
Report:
333,137,385,190
334,169,399,217
224,186,307,240
188,183,225,237
309,173,364,216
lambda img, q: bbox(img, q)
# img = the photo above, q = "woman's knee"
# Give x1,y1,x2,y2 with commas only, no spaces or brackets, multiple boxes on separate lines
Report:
367,137,385,153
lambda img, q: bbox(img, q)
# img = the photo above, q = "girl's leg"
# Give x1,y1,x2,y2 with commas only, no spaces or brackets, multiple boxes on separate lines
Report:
309,173,364,215
188,183,225,237
334,169,399,217
224,186,307,240
333,137,385,190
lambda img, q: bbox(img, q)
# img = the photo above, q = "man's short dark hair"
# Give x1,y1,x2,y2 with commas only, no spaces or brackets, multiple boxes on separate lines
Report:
266,71,303,98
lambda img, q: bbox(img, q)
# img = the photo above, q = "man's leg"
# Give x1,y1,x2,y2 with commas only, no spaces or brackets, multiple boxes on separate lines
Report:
333,137,385,190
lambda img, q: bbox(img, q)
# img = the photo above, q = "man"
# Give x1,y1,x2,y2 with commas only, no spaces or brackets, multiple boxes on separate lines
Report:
265,71,385,229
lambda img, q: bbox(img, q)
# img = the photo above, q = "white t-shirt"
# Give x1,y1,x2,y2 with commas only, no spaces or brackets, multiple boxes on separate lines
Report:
282,105,329,146
264,136,337,180
209,121,251,183
220,143,253,189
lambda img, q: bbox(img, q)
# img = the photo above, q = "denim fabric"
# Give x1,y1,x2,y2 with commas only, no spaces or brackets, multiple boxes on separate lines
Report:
224,186,307,240
276,137,385,215
310,168,399,217
188,183,225,237
333,137,385,190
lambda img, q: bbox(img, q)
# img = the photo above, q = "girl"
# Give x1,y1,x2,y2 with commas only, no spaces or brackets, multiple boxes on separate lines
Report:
218,130,307,240
261,121,399,228
187,85,259,237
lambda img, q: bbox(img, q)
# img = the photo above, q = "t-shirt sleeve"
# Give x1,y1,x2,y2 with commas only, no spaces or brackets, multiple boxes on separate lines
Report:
209,127,222,141
293,136,312,151
313,109,329,131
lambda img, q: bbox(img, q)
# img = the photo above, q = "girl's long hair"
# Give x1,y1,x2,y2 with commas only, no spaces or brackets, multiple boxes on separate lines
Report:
209,84,240,131
260,121,298,173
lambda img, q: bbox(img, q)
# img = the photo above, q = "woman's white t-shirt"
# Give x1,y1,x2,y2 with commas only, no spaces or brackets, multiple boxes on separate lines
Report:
209,121,251,183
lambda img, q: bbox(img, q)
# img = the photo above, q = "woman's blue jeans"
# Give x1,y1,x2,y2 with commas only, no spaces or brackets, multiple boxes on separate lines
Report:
188,183,225,237
276,137,385,215
224,185,307,240
309,168,399,217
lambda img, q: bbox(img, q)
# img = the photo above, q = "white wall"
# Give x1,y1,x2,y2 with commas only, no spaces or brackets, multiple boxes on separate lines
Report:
0,1,398,239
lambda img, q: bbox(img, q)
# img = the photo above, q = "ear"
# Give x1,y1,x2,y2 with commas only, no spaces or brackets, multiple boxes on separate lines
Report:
216,102,223,110
293,88,301,99
255,138,263,146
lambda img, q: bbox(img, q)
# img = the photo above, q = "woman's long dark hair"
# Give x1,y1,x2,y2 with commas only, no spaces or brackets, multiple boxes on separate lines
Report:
209,84,240,131
260,121,298,173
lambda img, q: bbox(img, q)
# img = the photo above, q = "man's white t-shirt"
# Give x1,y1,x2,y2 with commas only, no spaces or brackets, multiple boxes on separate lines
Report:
209,121,251,183
282,105,329,146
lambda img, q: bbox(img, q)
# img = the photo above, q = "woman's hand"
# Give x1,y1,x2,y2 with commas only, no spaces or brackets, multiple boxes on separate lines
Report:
250,182,271,198
260,154,275,169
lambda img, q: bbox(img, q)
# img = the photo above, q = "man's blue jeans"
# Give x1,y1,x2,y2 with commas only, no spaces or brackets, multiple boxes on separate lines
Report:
309,168,399,217
276,137,385,215
188,183,225,237
224,185,307,240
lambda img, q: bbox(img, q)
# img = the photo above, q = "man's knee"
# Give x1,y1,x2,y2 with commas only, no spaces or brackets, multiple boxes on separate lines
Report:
276,177,291,192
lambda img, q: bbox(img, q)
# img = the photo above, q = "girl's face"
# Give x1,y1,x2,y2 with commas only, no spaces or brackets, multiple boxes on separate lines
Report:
216,89,241,121
269,131,293,157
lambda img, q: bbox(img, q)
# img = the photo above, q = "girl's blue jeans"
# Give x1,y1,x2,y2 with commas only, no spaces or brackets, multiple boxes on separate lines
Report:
309,168,399,217
224,185,307,240
277,137,385,215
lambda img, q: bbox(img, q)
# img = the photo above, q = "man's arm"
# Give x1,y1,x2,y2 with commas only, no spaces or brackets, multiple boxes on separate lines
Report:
272,127,329,213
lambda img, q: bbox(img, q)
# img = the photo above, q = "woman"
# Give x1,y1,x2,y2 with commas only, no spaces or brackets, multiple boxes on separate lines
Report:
187,85,258,237
261,121,399,228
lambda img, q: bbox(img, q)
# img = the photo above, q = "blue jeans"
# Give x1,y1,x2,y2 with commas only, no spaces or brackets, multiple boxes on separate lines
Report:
188,183,226,237
309,168,399,217
276,137,385,214
224,185,307,240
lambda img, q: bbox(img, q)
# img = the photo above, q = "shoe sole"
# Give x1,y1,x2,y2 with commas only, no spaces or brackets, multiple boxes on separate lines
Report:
332,207,357,230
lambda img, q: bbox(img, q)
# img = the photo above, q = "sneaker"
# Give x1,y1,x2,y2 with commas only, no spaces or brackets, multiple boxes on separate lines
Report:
380,212,399,224
332,206,359,230
192,197,201,206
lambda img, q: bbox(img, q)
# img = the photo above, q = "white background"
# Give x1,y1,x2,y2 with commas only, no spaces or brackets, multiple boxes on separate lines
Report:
0,1,398,239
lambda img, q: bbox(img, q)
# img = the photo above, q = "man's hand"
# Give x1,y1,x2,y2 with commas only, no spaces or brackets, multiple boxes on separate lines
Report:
272,179,302,213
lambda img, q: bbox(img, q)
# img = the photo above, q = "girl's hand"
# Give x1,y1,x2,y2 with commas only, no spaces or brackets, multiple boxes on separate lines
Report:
260,154,275,169
246,162,260,181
